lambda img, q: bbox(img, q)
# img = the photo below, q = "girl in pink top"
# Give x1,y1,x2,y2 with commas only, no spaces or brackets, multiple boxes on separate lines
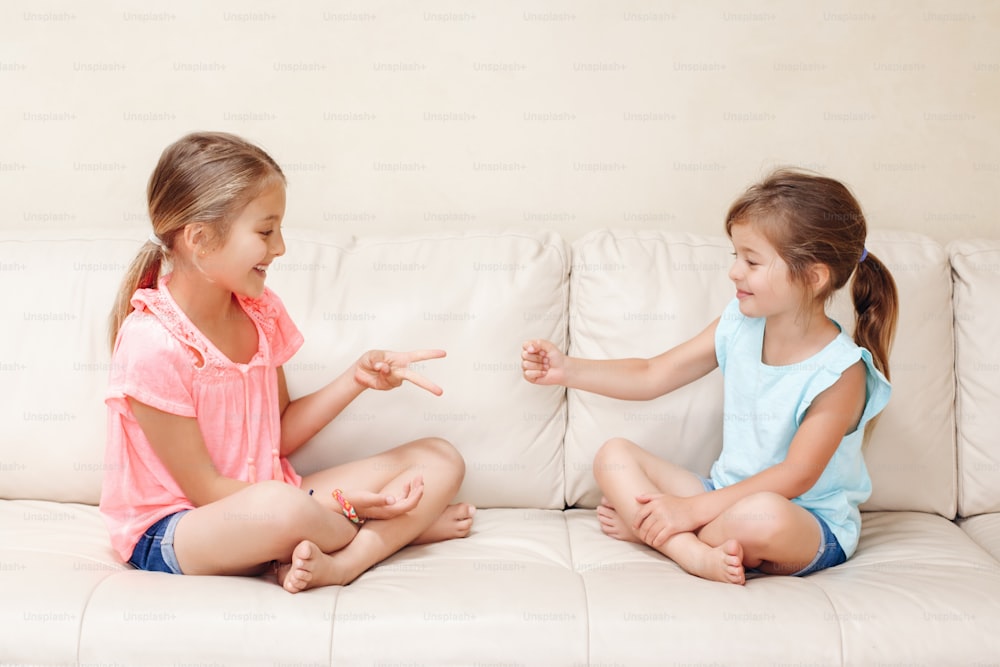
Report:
101,132,474,592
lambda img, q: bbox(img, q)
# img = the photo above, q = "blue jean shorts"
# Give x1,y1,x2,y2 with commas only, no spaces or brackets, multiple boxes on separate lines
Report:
128,510,189,574
699,476,846,576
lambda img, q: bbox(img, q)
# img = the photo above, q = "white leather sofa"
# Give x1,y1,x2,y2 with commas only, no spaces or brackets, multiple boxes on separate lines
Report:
2,227,998,666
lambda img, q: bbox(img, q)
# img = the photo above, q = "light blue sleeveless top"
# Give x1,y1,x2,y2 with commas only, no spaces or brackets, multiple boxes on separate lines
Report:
710,298,891,557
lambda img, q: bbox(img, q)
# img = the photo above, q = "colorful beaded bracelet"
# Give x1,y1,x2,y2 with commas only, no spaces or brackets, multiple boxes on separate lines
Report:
332,488,364,525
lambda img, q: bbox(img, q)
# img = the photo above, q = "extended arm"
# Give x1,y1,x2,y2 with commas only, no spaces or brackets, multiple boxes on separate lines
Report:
278,349,446,456
522,317,721,401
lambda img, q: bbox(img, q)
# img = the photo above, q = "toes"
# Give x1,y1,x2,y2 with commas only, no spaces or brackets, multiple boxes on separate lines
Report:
284,573,303,593
453,517,474,537
292,540,315,563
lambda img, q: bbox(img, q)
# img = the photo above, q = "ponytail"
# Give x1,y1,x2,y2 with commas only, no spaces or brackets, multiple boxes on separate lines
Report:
107,241,164,352
851,250,898,381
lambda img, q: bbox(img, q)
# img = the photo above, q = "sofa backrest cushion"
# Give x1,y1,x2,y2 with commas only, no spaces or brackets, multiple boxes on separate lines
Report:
565,229,957,518
950,239,1000,517
0,231,139,503
254,230,571,509
0,229,571,510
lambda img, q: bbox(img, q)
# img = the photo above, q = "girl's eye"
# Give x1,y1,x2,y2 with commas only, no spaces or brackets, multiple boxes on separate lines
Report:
260,230,272,237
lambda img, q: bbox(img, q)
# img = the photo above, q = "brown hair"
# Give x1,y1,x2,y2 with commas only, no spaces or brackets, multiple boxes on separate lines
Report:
108,132,285,351
724,168,898,381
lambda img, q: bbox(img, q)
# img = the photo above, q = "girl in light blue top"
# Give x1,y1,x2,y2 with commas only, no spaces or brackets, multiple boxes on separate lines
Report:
522,169,898,584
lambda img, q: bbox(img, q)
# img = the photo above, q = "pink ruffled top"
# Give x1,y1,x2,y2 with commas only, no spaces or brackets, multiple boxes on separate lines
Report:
100,275,304,561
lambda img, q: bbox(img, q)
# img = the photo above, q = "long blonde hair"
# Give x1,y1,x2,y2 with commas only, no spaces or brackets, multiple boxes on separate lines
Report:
108,132,285,351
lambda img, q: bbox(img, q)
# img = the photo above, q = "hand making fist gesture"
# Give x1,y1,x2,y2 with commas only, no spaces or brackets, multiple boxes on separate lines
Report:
521,339,566,386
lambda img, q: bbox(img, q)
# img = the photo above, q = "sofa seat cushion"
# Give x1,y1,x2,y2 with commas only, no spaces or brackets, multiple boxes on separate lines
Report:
1,502,590,667
6,501,1000,666
566,509,1000,666
0,500,125,666
959,513,1000,562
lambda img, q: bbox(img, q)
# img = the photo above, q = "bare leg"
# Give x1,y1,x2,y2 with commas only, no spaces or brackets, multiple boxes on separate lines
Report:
593,437,746,584
282,437,466,591
278,501,477,591
697,492,823,576
171,480,359,577
171,437,468,592
596,497,641,544
640,493,824,584
657,533,747,585
412,503,476,545
593,437,707,540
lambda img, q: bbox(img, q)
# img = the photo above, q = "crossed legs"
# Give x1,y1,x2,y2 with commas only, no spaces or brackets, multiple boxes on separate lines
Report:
593,437,822,585
171,437,472,591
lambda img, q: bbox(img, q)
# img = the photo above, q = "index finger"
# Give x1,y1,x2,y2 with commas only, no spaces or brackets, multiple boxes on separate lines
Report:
403,349,447,363
402,369,444,396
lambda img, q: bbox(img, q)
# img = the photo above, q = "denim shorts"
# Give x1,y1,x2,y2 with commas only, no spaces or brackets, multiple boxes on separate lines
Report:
128,510,189,575
698,475,847,576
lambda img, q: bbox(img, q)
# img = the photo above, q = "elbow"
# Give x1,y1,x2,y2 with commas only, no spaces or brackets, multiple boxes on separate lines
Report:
185,472,232,508
787,480,816,500
783,469,822,500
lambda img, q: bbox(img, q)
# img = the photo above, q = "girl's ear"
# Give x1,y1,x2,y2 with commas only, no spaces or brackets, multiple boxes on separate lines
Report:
180,223,210,256
808,263,831,292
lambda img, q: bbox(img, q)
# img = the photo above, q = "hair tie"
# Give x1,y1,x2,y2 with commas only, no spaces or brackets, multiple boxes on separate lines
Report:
859,247,869,263
148,233,165,250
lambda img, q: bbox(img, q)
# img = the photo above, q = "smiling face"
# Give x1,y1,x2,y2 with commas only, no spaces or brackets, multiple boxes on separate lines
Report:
194,180,287,298
727,220,805,320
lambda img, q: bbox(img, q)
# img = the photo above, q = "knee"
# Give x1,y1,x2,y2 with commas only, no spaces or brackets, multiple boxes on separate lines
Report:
414,437,466,481
720,492,791,545
250,480,319,538
593,437,634,481
248,479,298,509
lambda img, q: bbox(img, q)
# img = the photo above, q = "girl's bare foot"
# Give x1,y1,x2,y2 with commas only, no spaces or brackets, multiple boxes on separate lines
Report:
693,539,746,585
276,540,344,593
597,497,641,543
412,503,476,545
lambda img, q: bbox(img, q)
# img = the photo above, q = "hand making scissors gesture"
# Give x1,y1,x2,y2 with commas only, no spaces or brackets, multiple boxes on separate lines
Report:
355,349,447,396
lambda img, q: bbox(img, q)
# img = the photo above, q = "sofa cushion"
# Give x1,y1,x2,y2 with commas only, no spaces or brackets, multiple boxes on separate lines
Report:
950,239,1000,517
567,509,1000,665
959,514,1000,561
1,502,589,666
0,231,141,504
564,230,731,508
326,509,588,666
269,229,570,509
565,229,956,517
10,499,996,666
0,229,570,510
0,500,125,666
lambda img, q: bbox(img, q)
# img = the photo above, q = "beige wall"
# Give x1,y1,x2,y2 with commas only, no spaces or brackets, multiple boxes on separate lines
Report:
3,1,998,243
